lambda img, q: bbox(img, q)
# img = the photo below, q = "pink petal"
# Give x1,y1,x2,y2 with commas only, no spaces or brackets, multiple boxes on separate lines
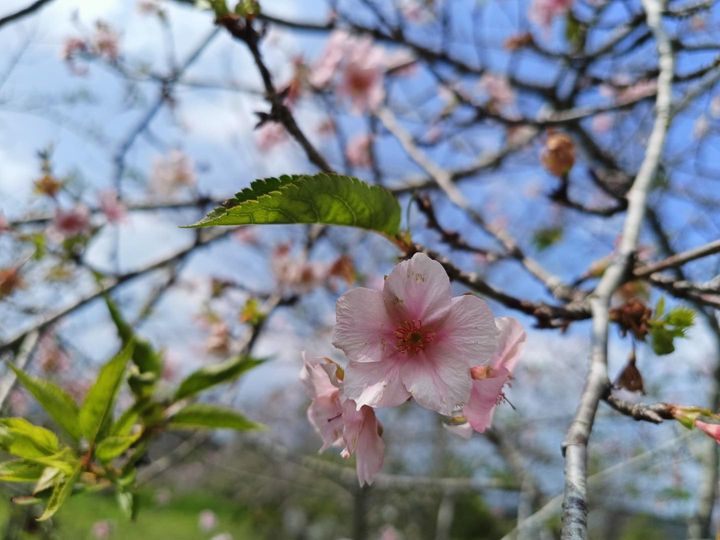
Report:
383,253,452,323
399,351,471,415
333,288,393,363
341,401,384,486
436,295,498,366
343,359,410,409
463,368,510,433
696,419,720,443
492,317,526,371
308,393,344,450
300,356,338,398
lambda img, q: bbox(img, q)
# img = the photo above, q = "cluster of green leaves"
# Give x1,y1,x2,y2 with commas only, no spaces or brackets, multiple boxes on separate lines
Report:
0,297,263,521
186,173,402,239
649,297,696,355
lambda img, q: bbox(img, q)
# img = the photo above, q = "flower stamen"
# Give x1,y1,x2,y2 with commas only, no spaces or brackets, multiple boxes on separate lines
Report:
395,320,435,354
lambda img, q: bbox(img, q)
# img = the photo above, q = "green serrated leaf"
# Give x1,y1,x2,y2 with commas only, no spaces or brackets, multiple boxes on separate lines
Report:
0,418,59,459
0,460,45,483
95,433,141,463
666,307,695,329
173,356,263,402
185,173,401,237
36,465,81,522
168,403,263,431
10,365,81,442
79,342,133,445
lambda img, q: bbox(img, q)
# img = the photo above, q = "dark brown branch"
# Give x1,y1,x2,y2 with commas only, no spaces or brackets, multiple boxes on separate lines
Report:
0,0,54,29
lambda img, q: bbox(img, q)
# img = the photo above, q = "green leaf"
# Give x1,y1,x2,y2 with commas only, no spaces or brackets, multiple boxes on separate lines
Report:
666,307,695,329
0,460,45,483
116,490,137,520
9,365,81,441
185,173,402,237
168,404,263,431
532,226,563,251
95,433,141,463
173,356,263,402
650,326,675,355
0,418,59,459
36,465,81,522
654,296,666,318
105,296,163,381
79,342,133,445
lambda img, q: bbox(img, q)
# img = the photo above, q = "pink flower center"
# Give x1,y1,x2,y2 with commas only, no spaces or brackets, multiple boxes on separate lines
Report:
394,320,435,355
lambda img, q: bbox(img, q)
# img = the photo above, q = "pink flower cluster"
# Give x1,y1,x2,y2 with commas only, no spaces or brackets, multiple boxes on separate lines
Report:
310,30,407,113
302,253,525,484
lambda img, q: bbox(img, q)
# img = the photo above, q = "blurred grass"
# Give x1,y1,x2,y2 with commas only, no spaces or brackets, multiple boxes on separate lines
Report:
0,490,258,540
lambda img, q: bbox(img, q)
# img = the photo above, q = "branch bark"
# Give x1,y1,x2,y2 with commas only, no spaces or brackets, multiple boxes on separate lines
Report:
559,0,674,536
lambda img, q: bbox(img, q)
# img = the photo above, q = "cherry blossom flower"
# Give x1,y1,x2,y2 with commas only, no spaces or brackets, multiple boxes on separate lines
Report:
480,73,515,111
271,244,327,294
98,189,127,223
530,0,573,29
151,150,196,195
198,509,218,532
346,134,373,168
463,317,526,433
255,122,287,151
92,22,120,62
38,334,70,374
206,322,230,356
310,31,386,113
91,520,112,540
53,206,90,237
334,252,499,415
301,356,384,486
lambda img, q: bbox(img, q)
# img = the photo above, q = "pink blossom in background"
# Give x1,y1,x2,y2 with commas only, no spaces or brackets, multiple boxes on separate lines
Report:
591,112,614,134
61,37,87,60
53,206,90,237
271,244,327,294
198,509,218,532
463,317,526,433
98,189,127,223
301,356,385,485
529,0,573,29
308,30,349,88
615,79,657,103
335,252,499,415
91,520,111,540
346,134,373,168
37,334,70,374
92,22,120,62
696,419,720,443
480,73,515,110
255,122,288,151
310,30,386,113
0,212,9,233
8,390,28,416
206,322,230,355
151,150,196,195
